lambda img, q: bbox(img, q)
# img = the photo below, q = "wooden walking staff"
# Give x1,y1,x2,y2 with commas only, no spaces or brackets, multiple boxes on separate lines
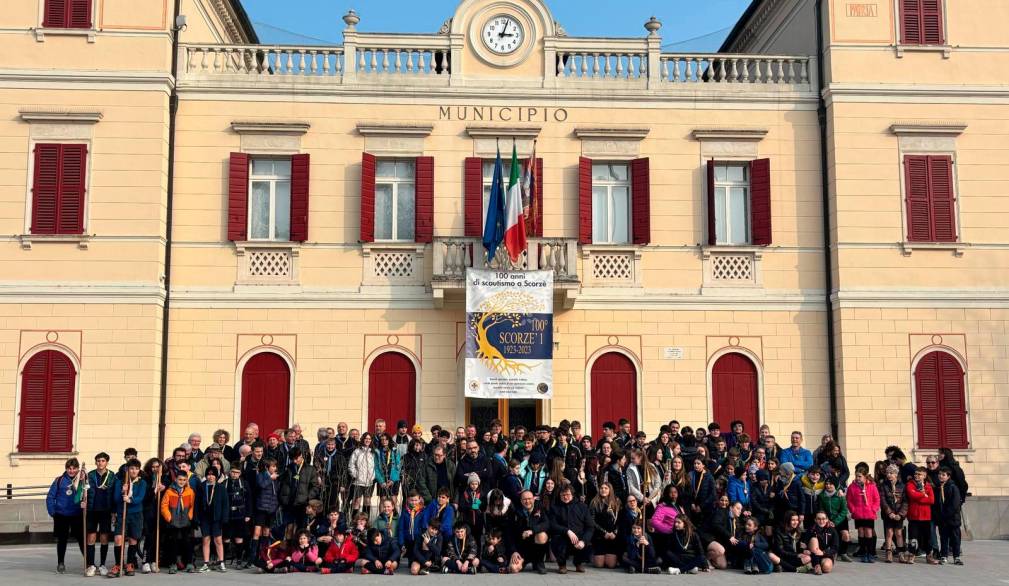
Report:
119,474,130,571
80,463,89,575
153,480,162,573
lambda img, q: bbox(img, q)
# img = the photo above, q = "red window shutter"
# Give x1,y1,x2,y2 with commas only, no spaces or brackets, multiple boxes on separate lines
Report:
18,353,49,452
289,153,310,242
901,0,923,44
915,352,943,449
68,0,92,29
750,158,772,246
630,157,651,245
31,144,61,235
928,155,956,242
904,155,932,242
46,352,76,452
43,0,68,28
706,160,717,245
227,153,249,241
360,152,376,243
57,144,86,235
19,350,75,453
414,156,434,243
533,157,544,237
937,352,968,449
921,0,944,45
464,157,483,238
578,157,593,245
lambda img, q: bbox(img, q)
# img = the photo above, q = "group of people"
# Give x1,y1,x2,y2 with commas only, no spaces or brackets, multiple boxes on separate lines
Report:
46,417,969,577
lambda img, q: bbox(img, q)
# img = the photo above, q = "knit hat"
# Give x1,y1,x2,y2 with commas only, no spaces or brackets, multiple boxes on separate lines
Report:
467,473,481,486
780,462,795,475
412,424,424,434
267,433,281,442
756,470,770,482
397,419,409,430
207,443,223,452
886,464,899,476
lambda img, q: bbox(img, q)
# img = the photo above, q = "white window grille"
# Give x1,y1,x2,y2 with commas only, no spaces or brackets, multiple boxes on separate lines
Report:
714,163,750,245
592,163,631,245
248,158,291,242
375,160,415,242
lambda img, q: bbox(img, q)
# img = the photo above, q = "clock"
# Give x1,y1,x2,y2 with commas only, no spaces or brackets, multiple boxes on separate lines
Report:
482,15,524,55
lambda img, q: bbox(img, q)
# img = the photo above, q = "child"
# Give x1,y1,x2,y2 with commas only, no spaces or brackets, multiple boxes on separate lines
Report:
223,464,251,568
411,520,444,575
398,491,426,563
879,464,908,563
443,522,479,574
805,512,839,575
817,477,852,562
287,531,319,572
85,453,115,576
622,522,661,574
936,467,963,565
46,458,85,575
160,469,196,574
314,507,345,557
422,487,456,544
846,467,880,563
349,512,370,552
665,516,706,574
375,498,399,545
197,467,229,573
259,538,289,573
771,511,810,573
249,458,280,564
480,528,508,574
798,467,824,530
458,473,486,543
358,527,399,575
320,530,359,574
738,517,773,574
110,459,147,577
906,466,937,563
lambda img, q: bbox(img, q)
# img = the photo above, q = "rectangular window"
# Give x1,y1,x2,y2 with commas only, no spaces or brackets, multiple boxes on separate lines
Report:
31,143,87,235
714,164,750,245
900,0,944,45
482,160,515,225
591,163,630,245
248,158,291,241
904,154,957,243
44,0,93,29
375,160,415,242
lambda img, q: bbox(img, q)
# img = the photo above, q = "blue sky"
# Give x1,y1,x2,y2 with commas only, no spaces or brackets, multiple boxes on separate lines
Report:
240,0,753,52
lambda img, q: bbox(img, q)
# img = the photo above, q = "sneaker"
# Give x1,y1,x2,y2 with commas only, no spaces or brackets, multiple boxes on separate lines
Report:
839,554,853,563
57,564,66,574
198,563,210,573
954,557,964,566
141,563,151,574
86,565,97,577
218,562,227,572
418,568,428,575
168,566,177,575
866,554,876,563
440,567,449,574
688,567,698,574
99,565,109,577
125,564,135,576
186,564,197,573
626,567,637,574
667,567,681,575
107,565,120,578
647,566,662,574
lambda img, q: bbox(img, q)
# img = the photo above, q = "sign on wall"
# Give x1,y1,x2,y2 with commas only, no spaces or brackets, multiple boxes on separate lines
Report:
465,269,553,399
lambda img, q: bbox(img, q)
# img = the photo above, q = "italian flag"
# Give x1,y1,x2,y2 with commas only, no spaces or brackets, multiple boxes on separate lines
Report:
503,143,528,263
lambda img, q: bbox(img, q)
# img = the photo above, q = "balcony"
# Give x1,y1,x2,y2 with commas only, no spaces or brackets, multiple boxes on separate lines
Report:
432,238,579,308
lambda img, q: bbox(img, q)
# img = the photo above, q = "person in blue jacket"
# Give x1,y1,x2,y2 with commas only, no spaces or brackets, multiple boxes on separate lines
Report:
375,433,402,507
46,457,85,574
422,487,456,544
110,459,148,577
779,431,813,475
398,491,426,562
726,467,751,509
85,452,116,576
197,467,230,572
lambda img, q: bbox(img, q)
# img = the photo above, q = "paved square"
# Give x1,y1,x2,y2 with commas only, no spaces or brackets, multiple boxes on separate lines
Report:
2,541,1006,585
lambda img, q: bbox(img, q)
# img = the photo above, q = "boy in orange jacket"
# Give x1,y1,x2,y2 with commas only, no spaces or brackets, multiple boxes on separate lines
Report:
160,472,196,573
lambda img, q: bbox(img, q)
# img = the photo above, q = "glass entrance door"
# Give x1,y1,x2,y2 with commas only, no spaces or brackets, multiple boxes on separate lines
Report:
466,399,541,433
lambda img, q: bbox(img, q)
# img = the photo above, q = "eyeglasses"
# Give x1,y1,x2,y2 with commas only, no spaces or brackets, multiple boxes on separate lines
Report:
926,460,938,465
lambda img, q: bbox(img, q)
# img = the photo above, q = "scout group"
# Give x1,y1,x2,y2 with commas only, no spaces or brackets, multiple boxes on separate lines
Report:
46,418,968,577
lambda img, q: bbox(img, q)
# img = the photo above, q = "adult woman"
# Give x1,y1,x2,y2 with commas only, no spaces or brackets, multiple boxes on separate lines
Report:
704,497,742,570
374,434,401,507
619,495,643,541
213,430,234,463
688,457,715,525
937,447,969,501
605,451,629,504
141,458,168,573
348,433,377,515
771,510,810,572
588,482,621,568
820,441,850,489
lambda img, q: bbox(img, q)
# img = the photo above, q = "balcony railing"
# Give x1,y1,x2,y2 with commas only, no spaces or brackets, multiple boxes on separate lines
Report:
433,237,579,282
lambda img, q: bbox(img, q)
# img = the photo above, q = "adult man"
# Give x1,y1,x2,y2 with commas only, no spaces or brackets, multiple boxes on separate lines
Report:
616,419,633,449
779,431,813,475
187,433,204,464
548,484,593,573
455,440,489,496
419,446,456,503
279,447,318,531
194,444,230,479
233,424,259,457
289,424,312,465
596,422,617,451
508,490,549,574
373,418,387,438
394,420,411,456
313,427,330,465
334,422,356,459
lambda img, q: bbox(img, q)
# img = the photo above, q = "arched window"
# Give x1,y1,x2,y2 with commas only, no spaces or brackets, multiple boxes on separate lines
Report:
915,350,968,449
19,350,76,453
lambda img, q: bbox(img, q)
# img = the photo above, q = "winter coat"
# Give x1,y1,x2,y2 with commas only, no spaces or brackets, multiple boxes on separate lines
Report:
689,470,716,512
807,525,839,557
935,481,962,527
289,545,319,566
278,461,319,508
400,451,427,493
375,512,398,543
455,454,490,494
113,476,148,516
605,465,629,502
196,480,229,523
650,503,678,534
727,475,751,508
705,509,742,546
779,447,813,474
879,479,908,519
349,447,377,487
398,505,426,547
86,470,116,512
507,503,550,545
412,532,443,562
905,480,934,521
444,535,478,561
322,539,359,564
846,480,880,521
772,528,804,559
775,474,802,516
627,463,662,504
194,457,230,480
255,470,280,514
374,447,401,484
160,483,196,524
362,539,397,564
421,501,455,539
818,490,849,525
223,476,251,521
418,458,457,503
46,472,82,517
798,475,824,519
749,484,774,525
548,499,594,543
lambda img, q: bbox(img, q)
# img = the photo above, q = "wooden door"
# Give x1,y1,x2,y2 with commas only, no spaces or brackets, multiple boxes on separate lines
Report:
368,352,416,432
590,352,637,440
711,353,759,434
241,352,290,436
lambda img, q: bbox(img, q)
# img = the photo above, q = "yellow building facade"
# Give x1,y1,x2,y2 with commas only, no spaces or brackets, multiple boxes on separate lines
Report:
1,0,1007,518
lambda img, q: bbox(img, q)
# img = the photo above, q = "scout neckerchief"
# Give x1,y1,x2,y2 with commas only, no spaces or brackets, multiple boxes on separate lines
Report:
94,468,112,490
292,460,304,483
454,535,467,559
205,479,215,507
939,480,946,505
408,502,423,534
383,448,393,478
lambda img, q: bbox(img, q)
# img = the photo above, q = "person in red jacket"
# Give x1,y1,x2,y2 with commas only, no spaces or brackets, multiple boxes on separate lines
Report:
905,466,937,564
845,467,880,563
319,531,359,574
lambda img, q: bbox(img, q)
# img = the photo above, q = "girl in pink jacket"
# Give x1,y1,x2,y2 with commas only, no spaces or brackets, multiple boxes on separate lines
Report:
845,468,880,563
288,531,320,572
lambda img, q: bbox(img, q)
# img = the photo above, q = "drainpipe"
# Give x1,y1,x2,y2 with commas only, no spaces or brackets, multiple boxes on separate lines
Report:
158,0,183,459
814,0,840,441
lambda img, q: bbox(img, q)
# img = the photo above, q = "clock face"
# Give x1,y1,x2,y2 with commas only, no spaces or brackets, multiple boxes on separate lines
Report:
482,15,524,55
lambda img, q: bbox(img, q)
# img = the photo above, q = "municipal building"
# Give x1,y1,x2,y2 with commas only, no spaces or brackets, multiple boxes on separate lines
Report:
2,0,1008,516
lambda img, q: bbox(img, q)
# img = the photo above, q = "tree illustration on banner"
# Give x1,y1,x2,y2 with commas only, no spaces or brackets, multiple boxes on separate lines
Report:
468,290,543,376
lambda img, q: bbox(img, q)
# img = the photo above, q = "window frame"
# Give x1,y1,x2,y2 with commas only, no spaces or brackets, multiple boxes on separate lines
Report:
590,162,632,245
247,157,292,243
374,158,417,243
911,347,970,450
15,347,79,455
713,162,752,246
25,140,91,238
894,0,950,58
481,159,515,227
40,0,95,30
899,152,961,248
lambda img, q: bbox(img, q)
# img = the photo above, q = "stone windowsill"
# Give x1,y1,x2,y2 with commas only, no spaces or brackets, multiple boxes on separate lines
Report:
911,448,973,464
9,451,79,466
895,44,951,59
234,240,301,254
900,241,966,257
34,27,97,43
700,244,766,260
19,234,91,250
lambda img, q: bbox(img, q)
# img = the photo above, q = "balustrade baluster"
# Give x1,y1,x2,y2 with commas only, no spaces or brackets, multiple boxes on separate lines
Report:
604,54,612,78
580,53,588,77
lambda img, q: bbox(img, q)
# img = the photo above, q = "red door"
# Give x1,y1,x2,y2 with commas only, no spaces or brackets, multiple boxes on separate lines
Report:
368,352,416,433
241,352,290,436
712,353,759,434
590,352,637,440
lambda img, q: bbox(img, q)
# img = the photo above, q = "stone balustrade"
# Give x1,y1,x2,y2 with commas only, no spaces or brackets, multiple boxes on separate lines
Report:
185,44,346,76
658,54,810,85
433,237,579,282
